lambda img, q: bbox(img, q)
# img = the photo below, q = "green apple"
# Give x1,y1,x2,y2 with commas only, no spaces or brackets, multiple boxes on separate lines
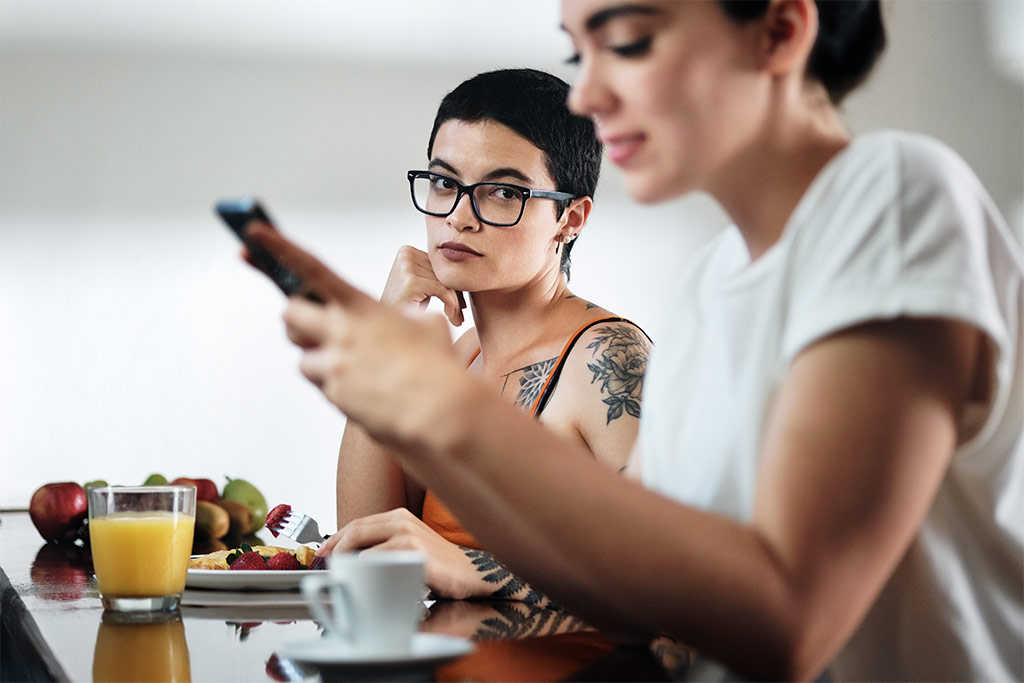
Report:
221,477,268,534
83,480,108,489
143,473,168,486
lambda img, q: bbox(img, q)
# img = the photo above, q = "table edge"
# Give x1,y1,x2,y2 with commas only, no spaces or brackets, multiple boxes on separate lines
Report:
1,566,70,682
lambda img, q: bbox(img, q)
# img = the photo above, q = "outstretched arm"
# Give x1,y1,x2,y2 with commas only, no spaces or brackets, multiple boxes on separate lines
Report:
404,317,977,679
248,225,980,680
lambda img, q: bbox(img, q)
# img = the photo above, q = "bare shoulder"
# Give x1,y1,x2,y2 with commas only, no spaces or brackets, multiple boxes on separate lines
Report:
571,320,652,423
540,317,652,469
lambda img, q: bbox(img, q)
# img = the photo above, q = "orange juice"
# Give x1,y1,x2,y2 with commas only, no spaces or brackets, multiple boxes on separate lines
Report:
93,613,191,682
90,511,195,597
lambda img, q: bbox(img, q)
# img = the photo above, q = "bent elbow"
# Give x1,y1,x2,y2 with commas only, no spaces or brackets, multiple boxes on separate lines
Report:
761,614,840,682
721,599,837,681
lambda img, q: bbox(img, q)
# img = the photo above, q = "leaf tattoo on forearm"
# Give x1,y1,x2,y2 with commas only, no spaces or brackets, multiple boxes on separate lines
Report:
464,548,549,606
585,326,650,424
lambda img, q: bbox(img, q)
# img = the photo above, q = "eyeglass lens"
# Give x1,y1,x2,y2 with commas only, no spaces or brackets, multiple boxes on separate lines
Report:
411,174,525,226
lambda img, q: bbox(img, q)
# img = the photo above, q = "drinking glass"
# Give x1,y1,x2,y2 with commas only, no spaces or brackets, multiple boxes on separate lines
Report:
88,486,196,612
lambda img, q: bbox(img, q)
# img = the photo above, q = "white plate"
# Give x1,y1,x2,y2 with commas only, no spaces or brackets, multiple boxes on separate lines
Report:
278,633,473,669
181,589,309,608
185,568,309,591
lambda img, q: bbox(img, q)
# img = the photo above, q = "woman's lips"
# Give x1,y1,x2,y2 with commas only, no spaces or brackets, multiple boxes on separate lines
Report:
439,242,482,261
602,133,645,166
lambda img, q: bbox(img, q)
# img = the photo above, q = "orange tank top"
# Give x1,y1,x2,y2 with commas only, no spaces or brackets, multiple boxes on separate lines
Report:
420,316,632,549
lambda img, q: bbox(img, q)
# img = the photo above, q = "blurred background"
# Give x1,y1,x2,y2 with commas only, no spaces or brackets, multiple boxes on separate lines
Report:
2,0,1022,533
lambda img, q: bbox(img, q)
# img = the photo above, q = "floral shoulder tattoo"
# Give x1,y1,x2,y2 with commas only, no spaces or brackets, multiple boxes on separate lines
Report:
585,325,650,424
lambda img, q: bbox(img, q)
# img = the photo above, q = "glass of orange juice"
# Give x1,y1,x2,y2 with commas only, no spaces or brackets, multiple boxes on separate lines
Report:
88,486,196,612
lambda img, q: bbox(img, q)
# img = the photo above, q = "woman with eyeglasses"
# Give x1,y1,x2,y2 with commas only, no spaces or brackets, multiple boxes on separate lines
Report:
250,1,1021,679
319,69,651,604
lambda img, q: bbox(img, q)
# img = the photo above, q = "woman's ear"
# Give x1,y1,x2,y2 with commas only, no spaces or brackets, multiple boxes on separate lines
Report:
562,196,593,233
761,0,817,77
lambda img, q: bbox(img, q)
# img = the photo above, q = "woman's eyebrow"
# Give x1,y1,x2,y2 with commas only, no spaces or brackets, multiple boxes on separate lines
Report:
428,159,459,176
428,160,533,185
481,167,533,184
577,3,662,32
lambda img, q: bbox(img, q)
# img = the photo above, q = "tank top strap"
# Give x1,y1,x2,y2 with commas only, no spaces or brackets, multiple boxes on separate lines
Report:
530,316,637,417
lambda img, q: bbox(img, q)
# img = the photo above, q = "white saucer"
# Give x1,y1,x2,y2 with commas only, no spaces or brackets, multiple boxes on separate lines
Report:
278,633,473,669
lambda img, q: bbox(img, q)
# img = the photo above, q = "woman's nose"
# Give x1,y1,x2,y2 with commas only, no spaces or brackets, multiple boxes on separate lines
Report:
446,192,481,232
567,58,615,119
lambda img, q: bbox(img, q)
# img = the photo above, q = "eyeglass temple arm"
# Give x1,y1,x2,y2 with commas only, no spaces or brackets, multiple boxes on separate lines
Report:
528,189,577,200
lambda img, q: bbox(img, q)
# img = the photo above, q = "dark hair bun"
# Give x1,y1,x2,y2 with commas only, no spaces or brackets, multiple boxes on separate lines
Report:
719,0,886,104
809,1,886,103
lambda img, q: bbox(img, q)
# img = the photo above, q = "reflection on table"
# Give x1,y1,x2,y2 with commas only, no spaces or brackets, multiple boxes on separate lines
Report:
93,610,191,682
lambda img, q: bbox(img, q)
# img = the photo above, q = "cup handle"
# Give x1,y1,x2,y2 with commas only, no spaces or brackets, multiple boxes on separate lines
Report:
301,575,354,642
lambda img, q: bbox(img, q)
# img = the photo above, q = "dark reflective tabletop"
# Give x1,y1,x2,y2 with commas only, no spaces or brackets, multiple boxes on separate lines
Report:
2,511,688,682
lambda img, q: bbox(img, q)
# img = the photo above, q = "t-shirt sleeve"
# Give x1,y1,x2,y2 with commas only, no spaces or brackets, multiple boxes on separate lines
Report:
782,133,1010,366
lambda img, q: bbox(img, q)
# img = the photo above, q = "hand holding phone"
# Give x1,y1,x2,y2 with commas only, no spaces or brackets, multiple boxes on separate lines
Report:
215,197,323,302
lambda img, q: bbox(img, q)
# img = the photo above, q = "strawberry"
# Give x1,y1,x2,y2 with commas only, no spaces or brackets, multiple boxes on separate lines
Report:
265,504,291,538
309,554,327,570
265,654,290,682
228,550,266,570
266,552,301,571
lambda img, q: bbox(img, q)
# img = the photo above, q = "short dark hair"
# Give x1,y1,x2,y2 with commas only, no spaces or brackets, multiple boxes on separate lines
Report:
426,68,602,279
719,0,886,104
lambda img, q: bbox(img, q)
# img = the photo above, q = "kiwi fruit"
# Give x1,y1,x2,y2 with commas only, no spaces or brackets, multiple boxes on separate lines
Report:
194,500,230,541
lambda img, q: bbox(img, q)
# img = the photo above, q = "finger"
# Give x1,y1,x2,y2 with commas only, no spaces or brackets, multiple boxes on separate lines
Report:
329,515,401,553
282,298,334,348
397,275,459,312
298,348,331,389
318,530,344,556
245,223,372,307
358,537,417,554
436,288,465,327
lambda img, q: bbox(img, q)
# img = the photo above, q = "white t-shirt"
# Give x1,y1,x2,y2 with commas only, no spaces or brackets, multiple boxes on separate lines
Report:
639,130,1023,681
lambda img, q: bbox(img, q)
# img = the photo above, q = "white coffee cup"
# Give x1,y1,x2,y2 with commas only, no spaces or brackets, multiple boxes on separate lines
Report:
300,550,426,656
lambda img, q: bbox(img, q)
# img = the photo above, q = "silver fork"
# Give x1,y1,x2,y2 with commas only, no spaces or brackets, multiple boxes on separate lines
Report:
270,510,328,545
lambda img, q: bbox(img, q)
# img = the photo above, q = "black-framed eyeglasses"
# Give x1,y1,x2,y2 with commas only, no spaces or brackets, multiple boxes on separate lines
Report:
407,170,576,227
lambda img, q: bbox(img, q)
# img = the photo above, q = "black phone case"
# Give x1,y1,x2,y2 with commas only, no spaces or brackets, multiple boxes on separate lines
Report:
215,197,321,302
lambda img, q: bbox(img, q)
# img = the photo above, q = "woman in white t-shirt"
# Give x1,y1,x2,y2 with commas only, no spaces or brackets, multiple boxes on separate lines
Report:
247,0,1022,679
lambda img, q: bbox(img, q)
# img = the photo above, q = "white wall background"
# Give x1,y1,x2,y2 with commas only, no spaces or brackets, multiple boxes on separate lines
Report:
2,0,1021,534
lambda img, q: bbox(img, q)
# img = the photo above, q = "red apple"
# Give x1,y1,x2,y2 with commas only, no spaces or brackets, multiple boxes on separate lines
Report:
29,482,88,543
169,477,218,502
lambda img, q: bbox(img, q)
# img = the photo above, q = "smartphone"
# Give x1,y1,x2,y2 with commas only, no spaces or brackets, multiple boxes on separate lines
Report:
215,197,323,302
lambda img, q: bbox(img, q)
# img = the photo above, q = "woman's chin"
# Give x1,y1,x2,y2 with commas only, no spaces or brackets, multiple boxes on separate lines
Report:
625,169,694,205
435,273,477,293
